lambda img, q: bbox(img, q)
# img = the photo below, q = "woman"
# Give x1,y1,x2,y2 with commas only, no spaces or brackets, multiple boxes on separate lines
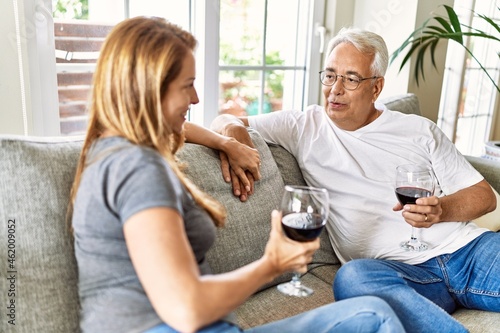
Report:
70,16,405,333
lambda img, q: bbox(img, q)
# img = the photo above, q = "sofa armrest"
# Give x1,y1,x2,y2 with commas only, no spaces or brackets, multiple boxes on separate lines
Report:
465,156,500,193
466,156,500,231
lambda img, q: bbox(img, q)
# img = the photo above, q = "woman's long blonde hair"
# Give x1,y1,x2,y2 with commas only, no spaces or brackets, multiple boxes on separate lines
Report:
69,16,226,227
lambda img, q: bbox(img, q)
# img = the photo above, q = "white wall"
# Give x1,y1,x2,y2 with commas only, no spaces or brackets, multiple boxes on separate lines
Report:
408,1,454,122
352,0,416,100
323,0,454,123
0,0,60,136
0,1,28,135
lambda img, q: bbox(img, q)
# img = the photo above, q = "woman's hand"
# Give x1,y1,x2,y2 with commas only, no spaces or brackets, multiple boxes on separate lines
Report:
264,210,320,275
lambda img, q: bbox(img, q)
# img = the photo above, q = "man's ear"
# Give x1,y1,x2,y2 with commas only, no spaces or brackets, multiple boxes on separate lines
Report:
372,77,385,103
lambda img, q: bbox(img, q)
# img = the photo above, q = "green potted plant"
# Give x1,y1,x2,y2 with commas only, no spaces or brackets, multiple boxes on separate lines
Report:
390,4,500,93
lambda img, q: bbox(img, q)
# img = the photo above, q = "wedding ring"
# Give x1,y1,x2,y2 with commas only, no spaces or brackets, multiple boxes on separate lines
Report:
424,214,428,222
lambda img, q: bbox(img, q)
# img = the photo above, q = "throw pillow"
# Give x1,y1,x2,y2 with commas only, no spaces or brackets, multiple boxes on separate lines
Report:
473,186,500,232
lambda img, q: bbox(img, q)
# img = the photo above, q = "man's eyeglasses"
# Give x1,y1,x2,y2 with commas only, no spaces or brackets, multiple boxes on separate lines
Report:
319,70,379,90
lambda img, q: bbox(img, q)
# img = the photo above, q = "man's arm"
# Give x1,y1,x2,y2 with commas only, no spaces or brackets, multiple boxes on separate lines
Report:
439,179,496,222
210,114,250,135
184,121,261,201
396,179,497,228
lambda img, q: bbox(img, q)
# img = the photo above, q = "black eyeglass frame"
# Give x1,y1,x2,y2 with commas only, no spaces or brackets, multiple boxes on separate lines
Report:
319,70,379,91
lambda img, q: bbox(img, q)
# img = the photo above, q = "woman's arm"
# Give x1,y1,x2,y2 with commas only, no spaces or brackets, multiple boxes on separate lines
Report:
184,122,260,201
124,208,318,333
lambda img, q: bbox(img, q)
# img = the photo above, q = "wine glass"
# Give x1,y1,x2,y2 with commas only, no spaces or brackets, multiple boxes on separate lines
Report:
395,164,435,251
277,185,329,297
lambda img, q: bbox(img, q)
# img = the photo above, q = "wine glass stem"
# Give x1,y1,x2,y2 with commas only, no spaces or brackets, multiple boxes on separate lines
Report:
410,227,421,244
291,272,302,287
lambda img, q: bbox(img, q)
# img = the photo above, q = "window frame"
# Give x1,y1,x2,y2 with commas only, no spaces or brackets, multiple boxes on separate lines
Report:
437,0,500,157
14,0,326,135
192,0,325,127
18,0,61,136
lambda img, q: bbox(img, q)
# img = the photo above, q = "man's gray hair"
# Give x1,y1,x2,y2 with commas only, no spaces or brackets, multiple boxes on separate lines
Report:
325,27,389,77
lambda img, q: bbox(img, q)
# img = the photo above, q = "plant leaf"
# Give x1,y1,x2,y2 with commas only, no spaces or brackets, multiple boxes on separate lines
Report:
390,4,499,93
434,17,464,44
427,25,448,34
393,36,436,72
434,17,454,33
444,4,463,43
429,39,439,69
461,32,500,42
415,41,434,85
477,11,500,34
395,39,423,71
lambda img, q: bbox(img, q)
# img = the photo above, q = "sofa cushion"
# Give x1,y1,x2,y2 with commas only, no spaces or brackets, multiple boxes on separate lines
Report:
452,309,500,332
466,156,500,232
379,93,421,115
267,143,338,266
177,130,339,290
235,271,336,329
178,131,283,278
471,187,500,232
0,135,83,333
268,143,308,187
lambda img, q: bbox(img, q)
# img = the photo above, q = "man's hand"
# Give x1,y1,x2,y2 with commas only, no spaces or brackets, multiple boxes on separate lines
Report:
393,196,441,228
219,128,261,202
220,152,256,201
392,179,496,227
211,114,261,202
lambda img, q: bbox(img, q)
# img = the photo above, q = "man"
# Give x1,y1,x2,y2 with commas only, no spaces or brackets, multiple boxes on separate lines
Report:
211,27,500,333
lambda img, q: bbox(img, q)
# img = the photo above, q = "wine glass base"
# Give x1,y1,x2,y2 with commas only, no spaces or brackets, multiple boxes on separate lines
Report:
277,281,314,297
400,240,428,252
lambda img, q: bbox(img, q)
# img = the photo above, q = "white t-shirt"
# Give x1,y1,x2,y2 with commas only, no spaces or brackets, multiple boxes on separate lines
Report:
249,103,488,264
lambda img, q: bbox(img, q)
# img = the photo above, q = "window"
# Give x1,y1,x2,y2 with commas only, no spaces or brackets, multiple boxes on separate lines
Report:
218,0,311,116
438,0,500,157
54,20,113,134
47,0,324,135
52,0,190,135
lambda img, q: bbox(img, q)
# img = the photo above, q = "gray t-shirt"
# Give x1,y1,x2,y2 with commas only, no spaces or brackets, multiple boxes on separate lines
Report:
72,137,217,333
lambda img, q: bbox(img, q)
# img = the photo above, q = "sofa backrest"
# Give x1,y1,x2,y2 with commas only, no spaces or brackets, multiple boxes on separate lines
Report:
0,136,82,333
0,129,339,332
379,93,421,115
0,92,438,332
177,130,339,291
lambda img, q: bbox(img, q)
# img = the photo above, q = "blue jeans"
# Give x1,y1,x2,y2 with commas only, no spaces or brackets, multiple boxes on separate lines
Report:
333,231,500,333
144,296,404,333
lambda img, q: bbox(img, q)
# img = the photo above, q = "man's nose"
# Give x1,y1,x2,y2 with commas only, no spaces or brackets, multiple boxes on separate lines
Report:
329,77,344,95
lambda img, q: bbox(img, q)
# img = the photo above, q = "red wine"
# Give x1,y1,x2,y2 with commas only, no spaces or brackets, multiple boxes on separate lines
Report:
281,212,325,242
395,187,432,205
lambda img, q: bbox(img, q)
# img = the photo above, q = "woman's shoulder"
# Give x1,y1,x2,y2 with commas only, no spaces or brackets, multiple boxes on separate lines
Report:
87,137,169,179
93,137,162,162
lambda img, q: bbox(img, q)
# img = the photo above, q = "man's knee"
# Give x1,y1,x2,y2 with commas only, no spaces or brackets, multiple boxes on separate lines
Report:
333,259,376,300
334,259,405,299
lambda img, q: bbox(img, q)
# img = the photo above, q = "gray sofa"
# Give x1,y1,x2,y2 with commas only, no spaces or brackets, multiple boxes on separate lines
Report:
1,94,499,333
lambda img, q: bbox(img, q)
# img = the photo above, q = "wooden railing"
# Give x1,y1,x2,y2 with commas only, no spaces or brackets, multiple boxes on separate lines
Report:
54,20,114,135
